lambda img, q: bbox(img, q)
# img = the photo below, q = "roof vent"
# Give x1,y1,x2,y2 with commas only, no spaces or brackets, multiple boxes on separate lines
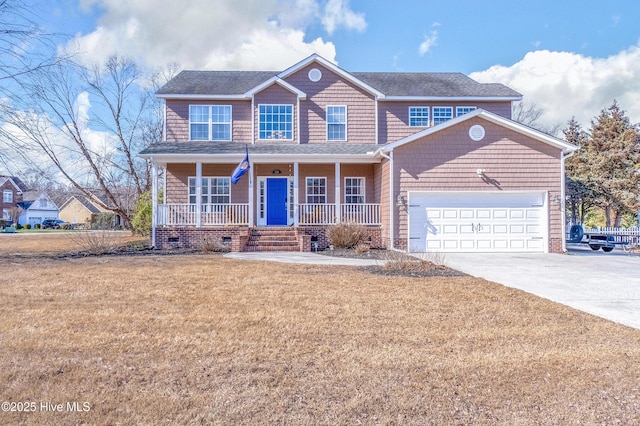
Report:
308,68,322,82
469,124,485,141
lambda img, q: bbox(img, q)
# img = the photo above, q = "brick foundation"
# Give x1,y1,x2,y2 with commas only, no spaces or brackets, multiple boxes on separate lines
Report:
154,225,385,252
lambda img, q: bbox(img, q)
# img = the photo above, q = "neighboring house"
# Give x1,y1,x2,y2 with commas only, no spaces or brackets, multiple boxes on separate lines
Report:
59,195,103,226
0,175,29,224
139,54,577,253
59,193,128,228
17,192,59,227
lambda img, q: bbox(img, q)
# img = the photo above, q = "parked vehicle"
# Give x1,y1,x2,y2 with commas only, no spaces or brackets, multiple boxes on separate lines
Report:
41,219,69,229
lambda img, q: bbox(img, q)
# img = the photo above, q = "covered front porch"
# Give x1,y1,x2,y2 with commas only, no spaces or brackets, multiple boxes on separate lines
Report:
145,144,387,251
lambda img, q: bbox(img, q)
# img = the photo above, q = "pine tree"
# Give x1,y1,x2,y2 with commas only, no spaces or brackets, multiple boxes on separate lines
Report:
566,102,640,226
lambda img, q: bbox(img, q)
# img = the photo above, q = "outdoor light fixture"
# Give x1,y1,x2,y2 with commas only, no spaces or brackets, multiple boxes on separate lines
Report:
396,194,406,207
552,194,560,204
476,168,486,177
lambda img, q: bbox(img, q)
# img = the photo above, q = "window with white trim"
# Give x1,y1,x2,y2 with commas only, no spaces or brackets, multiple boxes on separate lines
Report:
456,106,476,116
2,208,11,221
433,107,453,125
3,190,13,203
189,105,232,141
306,177,326,204
409,106,430,127
327,105,347,140
188,177,231,205
344,177,365,204
259,104,293,140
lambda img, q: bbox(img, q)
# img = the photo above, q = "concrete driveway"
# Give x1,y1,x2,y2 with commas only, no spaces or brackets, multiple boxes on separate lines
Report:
440,245,640,330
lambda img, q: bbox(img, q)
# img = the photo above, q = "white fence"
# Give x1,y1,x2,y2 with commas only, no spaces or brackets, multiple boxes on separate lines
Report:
573,226,640,246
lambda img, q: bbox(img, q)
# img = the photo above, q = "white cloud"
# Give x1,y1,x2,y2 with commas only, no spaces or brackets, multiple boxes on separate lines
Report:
470,44,640,131
64,0,365,70
418,23,439,56
321,0,366,35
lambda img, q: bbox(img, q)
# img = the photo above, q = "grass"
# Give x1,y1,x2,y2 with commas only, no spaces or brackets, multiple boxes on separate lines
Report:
1,234,639,424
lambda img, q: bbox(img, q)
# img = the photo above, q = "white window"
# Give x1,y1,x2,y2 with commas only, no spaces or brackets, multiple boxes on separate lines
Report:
344,177,365,204
188,177,231,205
409,106,430,127
2,209,11,221
3,190,13,203
259,104,293,140
327,105,347,141
456,106,476,116
189,105,232,141
433,107,453,125
306,177,326,204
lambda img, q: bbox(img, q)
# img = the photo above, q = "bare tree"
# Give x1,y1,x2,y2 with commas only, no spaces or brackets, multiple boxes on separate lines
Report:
0,0,66,89
512,101,562,136
0,55,169,229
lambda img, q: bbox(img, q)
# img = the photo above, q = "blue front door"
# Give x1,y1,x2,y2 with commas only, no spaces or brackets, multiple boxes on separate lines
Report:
266,178,288,225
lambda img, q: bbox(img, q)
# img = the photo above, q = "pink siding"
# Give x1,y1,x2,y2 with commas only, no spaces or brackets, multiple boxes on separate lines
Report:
391,117,563,252
284,64,377,144
165,100,252,142
166,164,248,204
379,101,512,144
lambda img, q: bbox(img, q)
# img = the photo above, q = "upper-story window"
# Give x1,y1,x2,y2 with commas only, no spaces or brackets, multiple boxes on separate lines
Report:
189,105,232,141
259,104,293,140
409,107,430,127
327,105,347,141
456,106,476,116
433,107,453,125
3,190,13,203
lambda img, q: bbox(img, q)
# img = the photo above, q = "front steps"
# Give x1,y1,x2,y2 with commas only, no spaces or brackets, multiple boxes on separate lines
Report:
243,227,301,252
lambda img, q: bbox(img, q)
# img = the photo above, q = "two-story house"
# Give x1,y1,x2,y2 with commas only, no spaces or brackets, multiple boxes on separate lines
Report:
139,54,576,253
1,175,28,224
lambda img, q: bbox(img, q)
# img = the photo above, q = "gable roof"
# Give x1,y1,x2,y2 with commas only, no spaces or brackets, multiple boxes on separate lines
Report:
155,54,521,101
59,195,102,214
0,175,29,193
381,109,577,154
17,191,59,211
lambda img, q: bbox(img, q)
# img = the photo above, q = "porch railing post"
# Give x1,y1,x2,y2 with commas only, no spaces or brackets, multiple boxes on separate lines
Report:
335,162,341,223
195,162,202,228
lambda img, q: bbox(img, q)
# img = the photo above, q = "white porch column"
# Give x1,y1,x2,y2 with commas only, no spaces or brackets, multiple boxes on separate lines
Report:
151,160,158,247
293,162,299,227
335,162,341,223
249,165,254,227
196,162,202,228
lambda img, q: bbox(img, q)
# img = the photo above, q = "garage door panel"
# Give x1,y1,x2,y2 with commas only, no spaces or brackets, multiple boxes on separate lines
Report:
408,191,547,253
460,224,475,234
493,209,508,219
477,210,491,219
442,224,458,234
460,209,474,219
460,240,475,249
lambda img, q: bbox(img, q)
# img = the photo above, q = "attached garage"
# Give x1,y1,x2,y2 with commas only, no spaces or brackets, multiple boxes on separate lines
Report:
408,191,548,253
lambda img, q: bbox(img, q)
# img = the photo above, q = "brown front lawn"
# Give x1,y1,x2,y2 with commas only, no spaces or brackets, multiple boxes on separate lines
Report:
0,236,639,424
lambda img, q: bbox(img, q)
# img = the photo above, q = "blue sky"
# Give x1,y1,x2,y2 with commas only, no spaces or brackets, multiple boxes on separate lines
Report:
31,0,640,131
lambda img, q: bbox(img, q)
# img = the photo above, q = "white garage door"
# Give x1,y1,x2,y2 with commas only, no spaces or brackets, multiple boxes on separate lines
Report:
408,192,547,253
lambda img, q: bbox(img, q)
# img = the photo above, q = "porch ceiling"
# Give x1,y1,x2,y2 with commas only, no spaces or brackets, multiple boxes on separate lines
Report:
139,141,383,164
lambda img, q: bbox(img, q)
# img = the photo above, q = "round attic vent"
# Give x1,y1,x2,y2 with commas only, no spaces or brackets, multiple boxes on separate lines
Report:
469,124,485,141
308,68,322,82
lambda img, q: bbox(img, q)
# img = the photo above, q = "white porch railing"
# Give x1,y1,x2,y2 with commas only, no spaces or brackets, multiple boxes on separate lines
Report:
158,203,380,226
158,204,249,226
298,203,381,225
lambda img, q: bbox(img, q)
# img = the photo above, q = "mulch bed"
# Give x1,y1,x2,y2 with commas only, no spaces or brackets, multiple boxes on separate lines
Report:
320,248,468,278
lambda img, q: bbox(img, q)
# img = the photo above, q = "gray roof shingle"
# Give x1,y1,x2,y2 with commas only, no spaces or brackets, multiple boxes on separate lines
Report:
139,142,379,157
156,70,520,98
